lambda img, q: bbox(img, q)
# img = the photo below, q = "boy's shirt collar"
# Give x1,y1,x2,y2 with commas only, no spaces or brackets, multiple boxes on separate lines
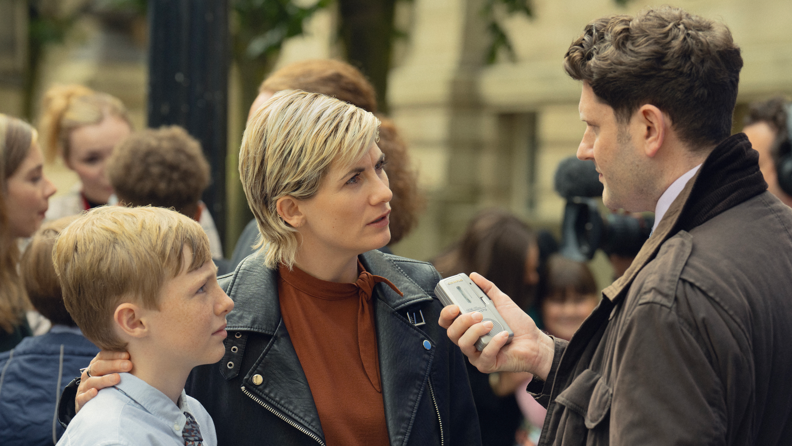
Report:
114,372,196,435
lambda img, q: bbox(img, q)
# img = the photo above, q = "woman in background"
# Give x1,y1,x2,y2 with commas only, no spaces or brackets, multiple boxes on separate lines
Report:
38,85,131,218
0,114,57,351
38,84,224,258
432,209,540,446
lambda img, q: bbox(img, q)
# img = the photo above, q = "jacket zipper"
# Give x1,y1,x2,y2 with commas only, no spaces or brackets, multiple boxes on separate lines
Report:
428,378,444,446
241,386,325,446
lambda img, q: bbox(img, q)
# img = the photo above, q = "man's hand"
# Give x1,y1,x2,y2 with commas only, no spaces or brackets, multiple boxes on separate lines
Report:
439,273,555,380
75,351,133,413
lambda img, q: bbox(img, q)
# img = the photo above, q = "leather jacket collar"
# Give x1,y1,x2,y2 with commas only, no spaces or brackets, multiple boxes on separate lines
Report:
224,249,435,335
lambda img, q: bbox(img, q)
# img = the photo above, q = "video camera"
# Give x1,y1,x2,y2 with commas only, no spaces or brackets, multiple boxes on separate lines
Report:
554,157,654,261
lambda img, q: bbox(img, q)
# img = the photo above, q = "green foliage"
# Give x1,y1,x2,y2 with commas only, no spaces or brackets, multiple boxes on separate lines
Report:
483,0,632,64
481,0,532,64
232,0,330,61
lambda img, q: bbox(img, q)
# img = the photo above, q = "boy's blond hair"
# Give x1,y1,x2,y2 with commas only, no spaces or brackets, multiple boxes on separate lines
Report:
239,89,380,269
53,206,211,350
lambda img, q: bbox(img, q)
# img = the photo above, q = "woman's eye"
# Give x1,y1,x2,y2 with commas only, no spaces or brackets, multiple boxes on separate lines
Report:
346,174,361,185
376,159,388,171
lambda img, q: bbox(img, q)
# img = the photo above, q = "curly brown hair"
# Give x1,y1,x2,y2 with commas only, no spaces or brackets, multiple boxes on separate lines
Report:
564,6,743,150
108,126,210,218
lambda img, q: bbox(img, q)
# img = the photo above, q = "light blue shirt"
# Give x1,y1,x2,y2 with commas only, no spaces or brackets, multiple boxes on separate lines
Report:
57,373,217,446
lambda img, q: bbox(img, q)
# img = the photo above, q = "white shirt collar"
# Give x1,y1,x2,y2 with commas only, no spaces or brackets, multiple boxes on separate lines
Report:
652,164,702,234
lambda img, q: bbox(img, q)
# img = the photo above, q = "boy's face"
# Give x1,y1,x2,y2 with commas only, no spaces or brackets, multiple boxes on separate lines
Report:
147,248,234,370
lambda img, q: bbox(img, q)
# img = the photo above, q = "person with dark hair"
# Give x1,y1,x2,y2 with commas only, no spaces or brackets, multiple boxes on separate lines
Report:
432,209,539,446
441,6,792,445
230,59,424,268
515,255,599,445
0,114,57,352
0,216,99,445
743,97,792,207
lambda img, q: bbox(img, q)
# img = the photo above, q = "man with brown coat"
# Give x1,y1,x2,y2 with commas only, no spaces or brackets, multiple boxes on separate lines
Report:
441,6,792,445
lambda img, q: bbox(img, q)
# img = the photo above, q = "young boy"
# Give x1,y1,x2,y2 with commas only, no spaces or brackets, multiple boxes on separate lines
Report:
53,206,233,446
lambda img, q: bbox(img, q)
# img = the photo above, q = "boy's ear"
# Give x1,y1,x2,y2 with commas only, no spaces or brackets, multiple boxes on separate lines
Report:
114,303,149,339
276,196,305,228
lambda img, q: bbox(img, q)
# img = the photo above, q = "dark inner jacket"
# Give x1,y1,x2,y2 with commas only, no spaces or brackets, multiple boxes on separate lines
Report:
530,133,792,445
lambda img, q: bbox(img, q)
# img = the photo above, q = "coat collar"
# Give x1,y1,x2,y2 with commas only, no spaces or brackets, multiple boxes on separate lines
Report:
224,249,434,333
602,133,767,303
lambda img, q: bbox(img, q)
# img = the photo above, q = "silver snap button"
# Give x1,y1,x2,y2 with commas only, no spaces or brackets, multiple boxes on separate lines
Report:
227,361,234,369
423,340,431,350
235,332,242,339
231,346,238,353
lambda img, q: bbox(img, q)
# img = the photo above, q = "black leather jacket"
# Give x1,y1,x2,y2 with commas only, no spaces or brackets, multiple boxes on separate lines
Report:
186,249,482,446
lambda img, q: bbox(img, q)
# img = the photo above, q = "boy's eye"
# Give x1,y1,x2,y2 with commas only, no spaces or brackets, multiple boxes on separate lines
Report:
197,284,206,294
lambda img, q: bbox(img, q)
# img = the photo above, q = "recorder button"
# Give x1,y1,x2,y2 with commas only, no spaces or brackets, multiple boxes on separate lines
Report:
482,319,503,336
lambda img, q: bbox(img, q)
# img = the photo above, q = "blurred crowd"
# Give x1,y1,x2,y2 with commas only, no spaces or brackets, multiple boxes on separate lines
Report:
1,7,792,445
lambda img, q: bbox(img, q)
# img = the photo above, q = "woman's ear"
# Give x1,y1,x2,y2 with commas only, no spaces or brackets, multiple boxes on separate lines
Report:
114,303,148,339
276,196,305,228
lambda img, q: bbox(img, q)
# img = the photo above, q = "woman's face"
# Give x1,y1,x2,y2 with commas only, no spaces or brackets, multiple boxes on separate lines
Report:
292,143,393,260
66,115,131,204
542,289,599,341
5,142,57,238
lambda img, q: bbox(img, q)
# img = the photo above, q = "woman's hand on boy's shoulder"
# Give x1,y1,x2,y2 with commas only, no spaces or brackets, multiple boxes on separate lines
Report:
75,351,133,413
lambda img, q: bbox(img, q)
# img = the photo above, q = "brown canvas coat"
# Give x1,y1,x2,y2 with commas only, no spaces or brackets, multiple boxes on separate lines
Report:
531,134,792,445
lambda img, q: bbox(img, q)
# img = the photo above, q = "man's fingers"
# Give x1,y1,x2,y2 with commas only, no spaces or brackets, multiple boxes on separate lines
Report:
445,311,484,345
438,305,461,329
474,330,511,373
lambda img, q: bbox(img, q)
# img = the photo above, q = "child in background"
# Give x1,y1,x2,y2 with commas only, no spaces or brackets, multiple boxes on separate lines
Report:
0,216,99,445
54,207,233,445
515,254,600,445
432,209,540,446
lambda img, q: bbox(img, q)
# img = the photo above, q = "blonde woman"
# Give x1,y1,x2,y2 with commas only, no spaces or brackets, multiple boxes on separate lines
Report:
68,90,480,446
38,85,224,257
0,114,57,351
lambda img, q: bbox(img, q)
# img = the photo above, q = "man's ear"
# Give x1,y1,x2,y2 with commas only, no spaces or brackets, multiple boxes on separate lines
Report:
636,104,666,158
114,303,149,339
276,196,305,228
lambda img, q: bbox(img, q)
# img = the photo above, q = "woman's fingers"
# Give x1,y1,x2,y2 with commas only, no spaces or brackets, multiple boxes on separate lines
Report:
88,350,132,377
75,373,121,413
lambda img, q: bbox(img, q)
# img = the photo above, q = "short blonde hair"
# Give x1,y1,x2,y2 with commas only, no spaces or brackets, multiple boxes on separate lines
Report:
53,206,211,350
38,84,131,163
239,90,380,269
